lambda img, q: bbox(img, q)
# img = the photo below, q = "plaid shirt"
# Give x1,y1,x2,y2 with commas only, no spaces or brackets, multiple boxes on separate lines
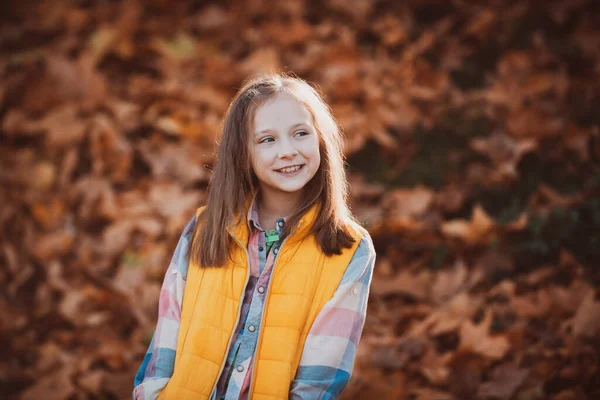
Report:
133,200,376,400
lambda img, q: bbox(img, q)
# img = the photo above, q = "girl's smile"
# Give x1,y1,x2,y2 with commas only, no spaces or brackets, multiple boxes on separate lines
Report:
275,164,304,174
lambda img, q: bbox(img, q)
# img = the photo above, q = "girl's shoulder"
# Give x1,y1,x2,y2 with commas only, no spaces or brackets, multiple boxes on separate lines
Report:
342,216,369,241
343,218,376,260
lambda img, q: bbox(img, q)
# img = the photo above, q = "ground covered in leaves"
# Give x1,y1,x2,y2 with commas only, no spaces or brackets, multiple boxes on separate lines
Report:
1,0,599,399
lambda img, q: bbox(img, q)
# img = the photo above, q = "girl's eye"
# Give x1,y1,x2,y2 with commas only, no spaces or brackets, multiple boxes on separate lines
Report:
295,130,308,137
259,137,274,144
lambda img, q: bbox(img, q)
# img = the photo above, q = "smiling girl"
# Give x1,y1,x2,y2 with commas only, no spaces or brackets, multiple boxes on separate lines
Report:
133,73,376,400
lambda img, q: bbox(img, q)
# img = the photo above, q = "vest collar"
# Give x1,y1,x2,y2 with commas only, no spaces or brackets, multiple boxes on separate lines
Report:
227,195,320,245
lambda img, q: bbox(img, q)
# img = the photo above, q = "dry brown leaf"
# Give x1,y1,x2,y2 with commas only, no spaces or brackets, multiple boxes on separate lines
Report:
20,365,75,400
410,61,451,100
373,15,408,46
134,217,164,238
264,19,313,47
2,243,18,275
440,205,496,244
319,45,363,100
529,183,584,212
431,260,469,304
104,368,140,398
151,31,199,62
410,387,453,400
511,290,553,318
30,197,65,230
19,55,107,113
148,183,203,221
89,115,133,183
102,220,136,255
78,370,105,395
327,0,374,22
419,346,452,385
370,122,399,150
99,340,128,370
7,262,34,297
524,266,556,286
30,161,58,191
31,231,75,261
427,292,480,336
463,9,496,37
433,185,467,214
522,72,569,98
193,5,231,32
383,185,434,220
459,310,510,359
68,176,114,220
370,269,431,300
138,141,210,186
447,351,487,397
381,93,421,131
343,368,407,400
240,47,282,76
36,341,66,373
507,108,565,138
59,289,86,324
332,102,369,154
477,363,529,400
470,132,537,164
114,260,147,297
564,289,600,338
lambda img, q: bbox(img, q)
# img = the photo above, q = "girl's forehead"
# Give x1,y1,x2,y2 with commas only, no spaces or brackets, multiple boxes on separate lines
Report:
253,92,314,130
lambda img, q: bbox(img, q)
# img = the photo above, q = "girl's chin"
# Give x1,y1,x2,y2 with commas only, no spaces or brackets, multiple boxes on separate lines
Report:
265,182,307,194
274,185,306,194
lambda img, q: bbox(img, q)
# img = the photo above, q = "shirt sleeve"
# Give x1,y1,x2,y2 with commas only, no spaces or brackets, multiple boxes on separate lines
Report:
132,215,196,400
289,232,376,400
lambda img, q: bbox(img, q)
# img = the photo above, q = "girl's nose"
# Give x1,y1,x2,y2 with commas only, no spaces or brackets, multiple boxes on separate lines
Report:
278,138,298,158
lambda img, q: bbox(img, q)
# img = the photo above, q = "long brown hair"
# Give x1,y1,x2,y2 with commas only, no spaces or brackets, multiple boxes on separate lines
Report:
189,73,357,267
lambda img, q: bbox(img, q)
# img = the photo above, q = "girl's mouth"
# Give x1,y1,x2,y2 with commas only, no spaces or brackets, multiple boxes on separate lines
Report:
275,164,304,175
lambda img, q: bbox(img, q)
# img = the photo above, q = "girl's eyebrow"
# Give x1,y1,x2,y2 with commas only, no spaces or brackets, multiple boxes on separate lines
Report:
255,122,310,136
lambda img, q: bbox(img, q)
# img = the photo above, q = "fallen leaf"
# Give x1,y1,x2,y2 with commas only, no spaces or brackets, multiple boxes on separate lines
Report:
477,363,529,400
20,365,75,400
459,310,511,359
565,289,600,338
370,269,431,300
440,205,496,245
78,370,105,395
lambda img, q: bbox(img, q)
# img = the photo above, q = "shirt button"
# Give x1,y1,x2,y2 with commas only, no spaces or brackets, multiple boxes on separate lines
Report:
248,325,256,332
236,365,244,372
277,221,284,227
273,248,278,255
258,286,265,293
352,287,359,295
259,246,264,251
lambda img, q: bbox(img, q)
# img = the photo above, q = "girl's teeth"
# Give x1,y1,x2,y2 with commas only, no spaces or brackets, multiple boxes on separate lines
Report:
280,165,301,173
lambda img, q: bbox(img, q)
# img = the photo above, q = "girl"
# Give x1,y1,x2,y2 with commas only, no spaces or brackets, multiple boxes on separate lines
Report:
133,73,376,400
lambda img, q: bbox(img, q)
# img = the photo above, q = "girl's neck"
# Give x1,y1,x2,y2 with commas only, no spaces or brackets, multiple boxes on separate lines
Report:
256,189,302,224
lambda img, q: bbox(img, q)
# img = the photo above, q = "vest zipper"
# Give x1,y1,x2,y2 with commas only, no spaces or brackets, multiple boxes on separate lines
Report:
209,232,252,400
247,221,302,399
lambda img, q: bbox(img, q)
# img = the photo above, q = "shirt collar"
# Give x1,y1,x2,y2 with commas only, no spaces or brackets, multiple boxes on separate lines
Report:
228,194,320,245
247,194,287,233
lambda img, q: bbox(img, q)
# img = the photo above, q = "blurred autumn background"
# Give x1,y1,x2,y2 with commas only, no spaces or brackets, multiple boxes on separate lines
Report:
1,0,600,399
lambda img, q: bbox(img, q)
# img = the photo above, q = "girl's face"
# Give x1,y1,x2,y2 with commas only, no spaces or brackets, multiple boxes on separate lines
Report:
250,92,321,203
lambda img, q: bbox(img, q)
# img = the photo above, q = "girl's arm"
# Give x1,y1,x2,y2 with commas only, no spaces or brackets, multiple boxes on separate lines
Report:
289,233,376,400
132,215,196,400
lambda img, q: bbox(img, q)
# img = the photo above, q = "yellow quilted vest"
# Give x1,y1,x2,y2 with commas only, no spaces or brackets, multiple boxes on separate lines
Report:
158,201,366,400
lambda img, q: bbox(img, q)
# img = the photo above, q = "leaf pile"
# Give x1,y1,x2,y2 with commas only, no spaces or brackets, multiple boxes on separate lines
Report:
1,0,599,399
